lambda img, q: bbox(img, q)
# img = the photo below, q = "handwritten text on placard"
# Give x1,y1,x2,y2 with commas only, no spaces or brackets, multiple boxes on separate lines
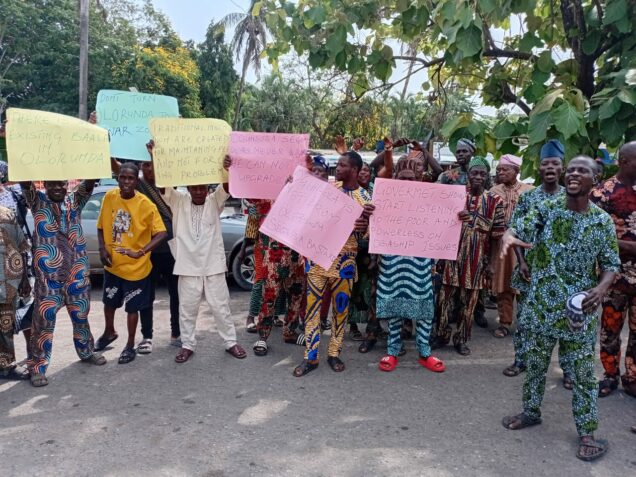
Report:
6,108,110,181
229,132,310,199
149,118,231,187
369,179,466,260
260,166,362,269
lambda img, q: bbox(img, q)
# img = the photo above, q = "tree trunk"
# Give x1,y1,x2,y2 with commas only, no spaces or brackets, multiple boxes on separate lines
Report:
78,0,89,119
232,56,249,129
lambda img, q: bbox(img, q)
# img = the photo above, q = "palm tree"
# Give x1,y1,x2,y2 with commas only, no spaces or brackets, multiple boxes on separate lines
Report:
219,0,268,129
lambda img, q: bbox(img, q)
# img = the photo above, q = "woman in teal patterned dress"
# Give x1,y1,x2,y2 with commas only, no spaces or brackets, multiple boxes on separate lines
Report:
376,157,445,372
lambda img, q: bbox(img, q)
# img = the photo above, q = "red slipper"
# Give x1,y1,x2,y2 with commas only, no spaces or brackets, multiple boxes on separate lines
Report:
379,355,398,372
418,355,445,373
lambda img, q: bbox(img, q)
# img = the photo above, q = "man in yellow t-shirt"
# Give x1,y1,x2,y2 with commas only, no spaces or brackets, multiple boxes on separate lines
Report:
95,163,167,364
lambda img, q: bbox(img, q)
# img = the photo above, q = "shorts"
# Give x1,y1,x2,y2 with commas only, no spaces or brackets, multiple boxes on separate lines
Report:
103,270,154,313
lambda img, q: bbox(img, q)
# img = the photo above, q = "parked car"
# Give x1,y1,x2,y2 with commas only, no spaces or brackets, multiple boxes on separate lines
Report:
25,186,255,290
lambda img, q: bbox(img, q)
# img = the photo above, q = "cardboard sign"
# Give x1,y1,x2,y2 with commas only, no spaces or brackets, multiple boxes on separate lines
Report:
96,90,179,161
149,118,231,187
260,166,363,269
229,132,310,199
6,108,110,181
369,178,465,260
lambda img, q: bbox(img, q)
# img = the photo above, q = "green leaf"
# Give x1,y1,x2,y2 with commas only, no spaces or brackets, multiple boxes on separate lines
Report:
455,25,483,57
308,50,325,68
537,51,555,73
618,88,636,105
527,111,552,145
582,31,601,55
347,55,365,74
532,88,564,115
305,6,327,25
252,1,262,17
553,102,583,139
519,32,542,53
456,6,473,29
326,26,347,55
603,0,627,26
599,97,622,120
352,76,369,97
440,113,473,138
480,0,498,14
600,116,627,146
373,59,392,82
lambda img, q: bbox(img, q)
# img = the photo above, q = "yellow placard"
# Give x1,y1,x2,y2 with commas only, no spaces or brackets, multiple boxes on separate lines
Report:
6,108,111,181
149,118,231,187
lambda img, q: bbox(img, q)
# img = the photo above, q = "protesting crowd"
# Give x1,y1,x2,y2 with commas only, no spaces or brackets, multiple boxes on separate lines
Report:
0,110,635,462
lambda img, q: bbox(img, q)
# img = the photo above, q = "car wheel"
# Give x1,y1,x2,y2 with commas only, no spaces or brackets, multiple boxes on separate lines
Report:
231,245,255,291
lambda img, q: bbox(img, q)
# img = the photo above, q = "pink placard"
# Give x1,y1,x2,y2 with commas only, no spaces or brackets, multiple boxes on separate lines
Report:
260,166,363,269
369,178,466,260
229,132,310,199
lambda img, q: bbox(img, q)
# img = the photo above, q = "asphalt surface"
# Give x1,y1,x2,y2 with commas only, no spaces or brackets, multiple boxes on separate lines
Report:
1,281,635,477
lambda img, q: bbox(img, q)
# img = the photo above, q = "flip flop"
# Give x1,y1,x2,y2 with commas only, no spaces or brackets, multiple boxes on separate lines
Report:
94,333,118,351
576,437,609,462
502,413,542,430
0,366,30,381
293,360,318,377
327,356,345,372
418,355,445,373
175,348,194,364
379,355,398,372
118,347,136,365
226,344,247,359
253,340,268,356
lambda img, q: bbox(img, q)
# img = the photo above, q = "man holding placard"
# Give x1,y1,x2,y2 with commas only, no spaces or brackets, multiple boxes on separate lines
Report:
433,157,505,356
293,151,374,377
96,163,168,365
20,179,106,387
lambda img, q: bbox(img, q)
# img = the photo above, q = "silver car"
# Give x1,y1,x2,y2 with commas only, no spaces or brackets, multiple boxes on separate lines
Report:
26,185,255,290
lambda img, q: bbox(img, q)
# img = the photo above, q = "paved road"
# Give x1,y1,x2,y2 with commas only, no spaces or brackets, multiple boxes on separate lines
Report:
1,282,635,476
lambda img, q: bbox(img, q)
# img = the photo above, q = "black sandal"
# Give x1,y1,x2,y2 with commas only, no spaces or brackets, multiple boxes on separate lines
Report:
502,413,542,430
598,377,618,397
94,333,118,351
358,339,377,353
327,356,345,372
503,363,526,377
0,366,29,381
576,436,608,461
118,346,136,364
293,360,318,377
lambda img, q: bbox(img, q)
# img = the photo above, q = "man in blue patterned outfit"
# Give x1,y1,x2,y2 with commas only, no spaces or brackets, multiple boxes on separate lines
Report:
500,156,619,461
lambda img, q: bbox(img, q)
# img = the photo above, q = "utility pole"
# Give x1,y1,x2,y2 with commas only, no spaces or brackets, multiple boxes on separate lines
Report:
79,0,89,119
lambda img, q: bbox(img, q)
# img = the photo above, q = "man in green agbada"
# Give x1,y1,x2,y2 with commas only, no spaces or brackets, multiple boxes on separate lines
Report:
500,156,620,461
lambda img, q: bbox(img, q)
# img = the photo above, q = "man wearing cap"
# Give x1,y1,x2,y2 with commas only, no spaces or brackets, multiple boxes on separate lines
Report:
437,138,475,186
490,155,533,338
501,155,619,461
591,141,636,398
434,157,505,355
503,140,571,382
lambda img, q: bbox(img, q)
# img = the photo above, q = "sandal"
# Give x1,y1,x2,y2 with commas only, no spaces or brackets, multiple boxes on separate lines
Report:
455,343,471,356
293,360,318,377
226,344,247,359
631,425,636,434
136,339,153,355
418,355,445,373
175,348,193,364
118,347,136,364
379,355,398,372
576,436,608,462
30,372,48,387
492,325,510,338
358,339,377,354
503,362,526,377
273,317,284,327
94,333,118,351
563,374,574,390
246,317,257,334
350,327,363,341
82,353,107,366
253,340,268,356
320,319,332,331
598,377,618,397
0,366,30,381
327,356,346,372
502,413,542,430
284,332,306,346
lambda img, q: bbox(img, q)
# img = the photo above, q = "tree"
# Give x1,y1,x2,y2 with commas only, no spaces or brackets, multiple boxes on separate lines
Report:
261,0,636,176
195,21,239,121
220,0,268,128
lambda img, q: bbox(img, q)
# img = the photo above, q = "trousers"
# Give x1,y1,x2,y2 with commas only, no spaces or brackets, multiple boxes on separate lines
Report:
0,303,16,371
523,331,598,436
599,285,636,393
178,274,237,351
386,317,433,358
436,285,480,346
497,290,515,327
29,271,95,375
140,252,180,339
304,272,353,362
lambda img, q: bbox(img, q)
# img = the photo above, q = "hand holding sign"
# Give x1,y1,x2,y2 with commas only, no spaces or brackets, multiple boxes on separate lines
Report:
6,108,111,181
149,118,231,187
260,166,363,269
228,132,310,199
369,179,465,260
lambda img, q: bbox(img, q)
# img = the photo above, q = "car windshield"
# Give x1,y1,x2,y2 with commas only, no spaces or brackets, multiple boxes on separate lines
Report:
81,192,105,220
